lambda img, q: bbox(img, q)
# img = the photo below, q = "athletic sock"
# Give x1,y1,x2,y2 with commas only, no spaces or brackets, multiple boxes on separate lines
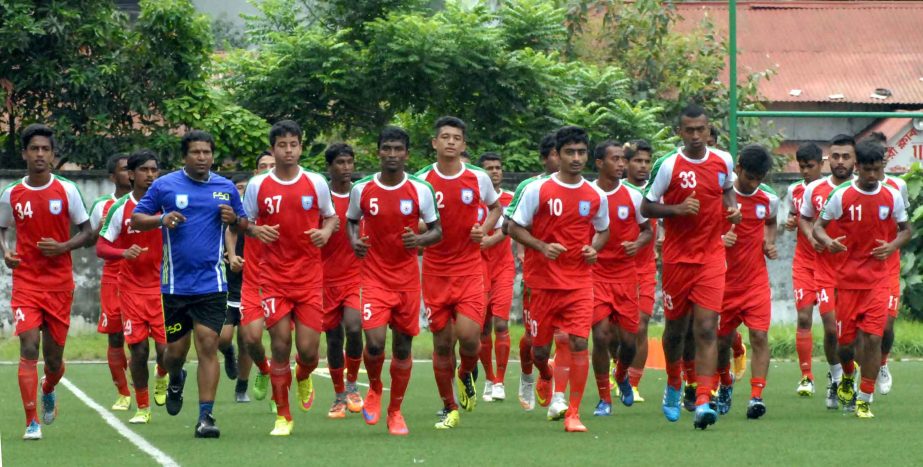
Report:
256,358,271,375
294,356,316,382
345,355,362,384
42,362,65,394
566,350,589,415
534,352,553,381
795,329,814,379
107,346,131,397
732,332,745,358
329,367,345,394
842,359,855,376
830,363,843,383
750,377,766,399
595,373,611,403
695,375,713,406
682,359,697,386
270,360,292,421
666,360,682,390
235,379,248,394
718,364,733,386
495,330,511,384
519,335,533,375
198,401,214,422
880,352,890,367
479,333,495,382
136,387,150,409
553,334,571,393
458,353,479,379
19,357,38,424
433,352,458,411
155,364,168,378
363,349,384,393
388,356,413,414
859,377,875,395
614,360,629,384
628,367,644,387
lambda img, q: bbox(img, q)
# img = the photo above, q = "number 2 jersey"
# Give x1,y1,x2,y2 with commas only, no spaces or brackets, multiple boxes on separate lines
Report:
100,193,164,292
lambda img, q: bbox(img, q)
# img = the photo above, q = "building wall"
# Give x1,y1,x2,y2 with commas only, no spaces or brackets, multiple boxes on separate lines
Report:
764,102,883,141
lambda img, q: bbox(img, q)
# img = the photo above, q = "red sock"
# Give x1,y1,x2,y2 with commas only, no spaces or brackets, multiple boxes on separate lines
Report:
534,354,553,381
553,335,571,393
595,373,611,403
479,334,495,382
796,329,813,379
19,358,38,424
346,355,362,383
433,353,458,410
295,356,316,382
843,359,855,375
459,352,479,378
42,363,65,394
363,349,384,393
695,375,713,406
666,361,682,390
256,358,271,375
388,356,413,414
682,359,696,386
881,352,890,367
859,377,875,395
270,360,292,421
628,367,644,387
494,330,510,384
136,387,150,409
519,335,533,375
614,361,628,383
718,364,733,386
155,364,168,378
750,377,766,399
107,346,131,397
566,350,589,416
329,367,345,394
732,332,745,358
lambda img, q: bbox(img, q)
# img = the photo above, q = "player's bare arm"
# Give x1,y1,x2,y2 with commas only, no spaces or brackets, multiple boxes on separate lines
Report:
763,215,779,259
0,227,20,269
640,192,699,218
472,201,503,244
507,221,565,260
622,220,653,257
723,187,742,224
306,214,339,248
346,218,370,258
401,220,442,249
798,214,824,252
784,212,798,231
224,228,244,272
36,219,93,257
813,218,847,253
871,221,912,261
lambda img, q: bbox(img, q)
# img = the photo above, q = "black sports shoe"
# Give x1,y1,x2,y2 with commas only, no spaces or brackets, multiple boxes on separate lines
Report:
194,413,221,438
166,369,187,416
683,384,697,412
223,345,238,380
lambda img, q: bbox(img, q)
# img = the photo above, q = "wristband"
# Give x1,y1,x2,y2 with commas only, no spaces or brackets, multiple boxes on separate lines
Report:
159,213,167,227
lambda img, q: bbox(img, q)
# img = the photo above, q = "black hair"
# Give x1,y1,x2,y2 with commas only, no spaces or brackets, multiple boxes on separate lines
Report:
269,120,302,147
829,134,856,149
624,139,653,161
181,130,215,156
324,143,355,165
866,131,887,145
539,133,556,159
106,153,129,174
709,124,720,141
593,140,621,161
434,116,466,138
232,174,250,185
478,152,502,165
795,142,823,163
554,126,589,152
678,103,707,126
737,144,773,177
126,149,160,172
855,141,886,165
460,150,470,160
20,124,56,151
377,126,410,149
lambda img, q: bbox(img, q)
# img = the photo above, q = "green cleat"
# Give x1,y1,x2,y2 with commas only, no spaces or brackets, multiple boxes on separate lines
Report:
252,372,270,401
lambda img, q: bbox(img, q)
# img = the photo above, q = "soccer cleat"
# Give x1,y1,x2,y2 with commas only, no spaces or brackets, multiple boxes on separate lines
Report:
270,416,293,436
732,344,748,381
662,385,682,422
519,373,536,411
434,409,460,429
166,369,186,416
682,383,697,412
328,398,347,419
492,382,506,401
632,386,645,403
129,408,151,424
236,391,251,403
716,385,733,415
746,398,766,419
222,344,238,380
593,399,612,416
535,374,553,408
856,400,874,419
564,413,588,432
693,402,718,430
153,375,168,406
796,377,815,397
616,376,634,407
825,373,839,410
877,365,893,394
194,413,220,439
483,381,494,402
457,371,477,412
252,372,270,401
837,374,856,408
609,364,617,391
362,389,381,425
112,394,131,411
547,393,568,421
23,420,42,440
296,375,315,412
41,379,57,426
387,411,409,435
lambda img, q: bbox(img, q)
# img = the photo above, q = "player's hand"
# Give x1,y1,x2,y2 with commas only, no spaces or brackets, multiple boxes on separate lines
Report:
3,250,20,269
871,239,896,261
351,235,370,258
581,245,598,264
827,235,847,253
252,224,280,243
542,242,567,260
122,244,148,260
162,211,186,230
402,226,421,249
481,232,502,250
305,228,331,248
784,215,798,231
37,237,68,257
219,204,238,224
676,191,700,216
809,236,824,252
470,224,485,244
621,240,640,257
228,255,244,272
725,206,742,225
763,241,778,260
722,225,737,248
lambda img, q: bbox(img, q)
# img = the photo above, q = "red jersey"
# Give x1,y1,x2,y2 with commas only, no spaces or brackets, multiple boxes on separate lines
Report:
481,189,515,275
90,194,121,285
725,184,780,289
100,193,163,291
322,190,360,286
0,175,89,292
883,175,909,282
346,173,438,291
820,181,907,289
625,181,657,275
787,180,817,267
510,174,609,290
645,147,735,265
800,177,847,287
416,163,498,276
243,167,335,290
242,235,264,288
592,182,645,284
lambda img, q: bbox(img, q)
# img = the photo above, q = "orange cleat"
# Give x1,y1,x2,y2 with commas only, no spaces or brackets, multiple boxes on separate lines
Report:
536,371,554,408
387,411,409,436
564,413,588,433
362,389,381,425
346,390,363,413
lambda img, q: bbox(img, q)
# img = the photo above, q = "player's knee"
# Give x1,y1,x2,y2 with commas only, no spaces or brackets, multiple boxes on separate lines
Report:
569,336,589,352
493,319,508,333
109,333,125,348
44,355,64,373
749,331,768,347
532,346,551,362
20,339,40,360
365,340,385,356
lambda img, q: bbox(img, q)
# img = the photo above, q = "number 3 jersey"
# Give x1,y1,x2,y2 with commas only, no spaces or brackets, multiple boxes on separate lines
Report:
0,175,89,291
100,193,164,291
644,147,735,265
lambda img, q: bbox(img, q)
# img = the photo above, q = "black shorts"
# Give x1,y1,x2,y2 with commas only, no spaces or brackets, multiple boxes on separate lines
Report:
225,304,241,327
162,293,228,343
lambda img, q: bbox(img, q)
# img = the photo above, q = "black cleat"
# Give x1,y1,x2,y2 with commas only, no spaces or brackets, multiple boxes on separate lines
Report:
194,413,221,438
683,384,697,412
223,345,238,380
746,398,766,419
166,369,187,416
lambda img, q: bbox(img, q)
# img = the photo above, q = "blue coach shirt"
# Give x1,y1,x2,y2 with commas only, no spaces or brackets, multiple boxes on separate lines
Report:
134,169,247,295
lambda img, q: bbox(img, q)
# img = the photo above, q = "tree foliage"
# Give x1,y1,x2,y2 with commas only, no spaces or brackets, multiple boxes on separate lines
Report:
898,163,923,319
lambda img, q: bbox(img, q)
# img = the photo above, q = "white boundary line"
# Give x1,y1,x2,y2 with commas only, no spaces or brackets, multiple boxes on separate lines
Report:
59,377,179,467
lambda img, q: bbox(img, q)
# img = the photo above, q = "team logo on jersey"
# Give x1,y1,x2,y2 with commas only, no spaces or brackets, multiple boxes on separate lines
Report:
879,205,890,220
461,189,474,205
718,173,727,187
302,195,314,210
175,194,189,209
48,199,62,215
756,204,767,219
579,200,591,217
617,205,629,220
477,207,485,222
400,199,413,215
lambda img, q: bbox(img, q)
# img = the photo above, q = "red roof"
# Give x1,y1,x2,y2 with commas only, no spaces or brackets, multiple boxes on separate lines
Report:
673,1,923,104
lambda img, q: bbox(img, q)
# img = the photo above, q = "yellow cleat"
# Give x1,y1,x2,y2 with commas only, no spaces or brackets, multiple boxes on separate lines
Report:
632,386,645,403
270,416,294,436
153,375,168,406
434,409,460,429
733,345,748,381
112,395,131,411
297,376,315,412
856,401,874,419
128,408,151,424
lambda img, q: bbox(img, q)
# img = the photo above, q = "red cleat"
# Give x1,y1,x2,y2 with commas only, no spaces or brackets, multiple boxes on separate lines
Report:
536,364,554,408
362,389,381,425
564,413,587,432
387,411,409,436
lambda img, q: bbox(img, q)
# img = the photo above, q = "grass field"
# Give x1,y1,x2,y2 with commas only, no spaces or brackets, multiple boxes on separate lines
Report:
2,356,923,466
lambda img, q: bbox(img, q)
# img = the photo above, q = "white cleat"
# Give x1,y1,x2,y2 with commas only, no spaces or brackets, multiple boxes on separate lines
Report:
796,377,815,397
877,365,892,395
482,381,494,402
492,382,506,401
23,420,42,440
518,373,535,411
547,392,568,421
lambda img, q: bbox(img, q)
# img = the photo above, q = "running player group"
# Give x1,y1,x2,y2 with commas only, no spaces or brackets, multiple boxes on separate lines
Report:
0,103,910,440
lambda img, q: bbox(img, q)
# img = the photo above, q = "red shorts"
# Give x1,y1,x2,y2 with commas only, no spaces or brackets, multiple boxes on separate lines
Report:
817,286,835,315
529,287,593,346
12,289,73,346
97,283,122,334
719,285,771,336
322,283,360,331
361,286,420,337
592,281,640,334
638,272,656,316
835,288,889,344
792,261,817,310
889,275,901,318
423,274,485,332
239,282,263,326
661,261,725,320
121,291,166,345
486,266,515,321
261,286,323,332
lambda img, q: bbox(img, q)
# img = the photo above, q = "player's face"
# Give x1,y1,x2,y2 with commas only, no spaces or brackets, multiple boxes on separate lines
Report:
235,181,247,197
111,157,131,189
183,141,214,178
432,125,466,159
542,149,560,174
481,159,503,187
829,144,856,180
271,134,302,168
559,142,588,176
797,159,822,183
328,154,355,182
595,145,626,180
256,154,275,174
378,140,407,173
856,161,884,191
22,135,54,173
678,115,709,154
628,150,652,182
734,167,764,195
131,159,160,190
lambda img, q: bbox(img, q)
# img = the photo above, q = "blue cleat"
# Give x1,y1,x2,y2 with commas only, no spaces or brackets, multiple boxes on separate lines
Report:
593,399,612,416
41,379,57,426
716,384,733,415
23,419,42,440
693,403,718,430
617,376,634,407
662,385,682,422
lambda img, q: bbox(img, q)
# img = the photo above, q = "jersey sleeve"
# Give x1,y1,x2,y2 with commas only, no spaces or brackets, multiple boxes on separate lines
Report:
593,190,610,232
414,180,439,224
229,181,247,219
346,182,365,221
629,188,648,224
799,182,817,218
100,199,126,243
786,183,797,213
767,191,781,219
510,181,541,227
889,186,909,223
242,176,263,220
644,155,674,202
89,198,108,230
476,170,499,205
63,181,89,225
0,186,13,229
819,189,844,221
716,149,736,190
309,172,336,218
505,176,535,217
134,179,161,216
